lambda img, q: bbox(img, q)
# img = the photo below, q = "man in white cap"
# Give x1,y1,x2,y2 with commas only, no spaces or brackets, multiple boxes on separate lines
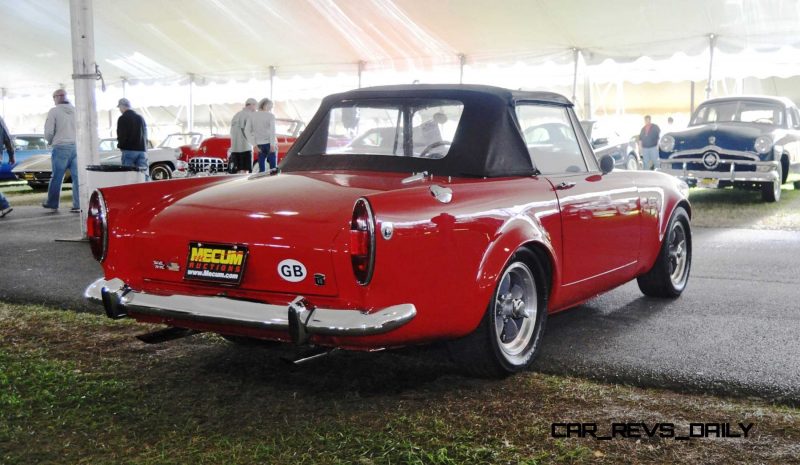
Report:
116,97,149,180
229,98,257,173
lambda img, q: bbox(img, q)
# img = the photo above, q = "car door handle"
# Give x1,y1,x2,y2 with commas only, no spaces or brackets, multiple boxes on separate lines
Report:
555,181,576,190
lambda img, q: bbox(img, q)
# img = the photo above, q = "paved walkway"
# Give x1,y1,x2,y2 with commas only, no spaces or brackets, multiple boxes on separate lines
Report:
1,206,799,403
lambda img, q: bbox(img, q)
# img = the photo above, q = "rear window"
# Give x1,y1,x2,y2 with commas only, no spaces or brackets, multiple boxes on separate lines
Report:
299,99,464,159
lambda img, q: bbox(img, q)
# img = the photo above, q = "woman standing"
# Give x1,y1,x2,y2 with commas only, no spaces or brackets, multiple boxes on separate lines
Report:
246,98,278,172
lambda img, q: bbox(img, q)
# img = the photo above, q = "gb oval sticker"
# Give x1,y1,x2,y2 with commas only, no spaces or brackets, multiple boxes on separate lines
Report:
277,259,307,282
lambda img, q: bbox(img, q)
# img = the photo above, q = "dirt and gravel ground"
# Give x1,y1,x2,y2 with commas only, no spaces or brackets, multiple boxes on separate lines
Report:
2,303,799,465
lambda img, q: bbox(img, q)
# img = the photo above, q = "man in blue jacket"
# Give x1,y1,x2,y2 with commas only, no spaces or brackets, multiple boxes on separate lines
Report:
116,98,149,180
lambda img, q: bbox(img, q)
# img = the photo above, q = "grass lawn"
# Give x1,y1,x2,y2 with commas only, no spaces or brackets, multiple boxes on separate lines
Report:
0,180,73,206
688,174,800,230
1,302,798,465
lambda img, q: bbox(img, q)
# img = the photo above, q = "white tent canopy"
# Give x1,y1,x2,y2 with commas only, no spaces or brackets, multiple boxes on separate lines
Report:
2,0,800,96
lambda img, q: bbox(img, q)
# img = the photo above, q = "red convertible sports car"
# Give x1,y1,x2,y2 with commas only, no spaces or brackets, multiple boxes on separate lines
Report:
85,85,692,376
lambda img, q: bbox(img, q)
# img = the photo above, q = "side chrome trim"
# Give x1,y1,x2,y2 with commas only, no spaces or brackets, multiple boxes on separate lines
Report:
85,278,416,339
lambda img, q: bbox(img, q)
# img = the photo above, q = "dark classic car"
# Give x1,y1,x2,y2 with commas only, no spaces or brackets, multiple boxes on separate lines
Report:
581,120,640,170
658,96,800,201
85,85,692,376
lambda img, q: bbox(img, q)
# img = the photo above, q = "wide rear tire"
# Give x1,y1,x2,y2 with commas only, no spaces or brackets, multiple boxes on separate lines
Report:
448,249,548,377
637,206,692,298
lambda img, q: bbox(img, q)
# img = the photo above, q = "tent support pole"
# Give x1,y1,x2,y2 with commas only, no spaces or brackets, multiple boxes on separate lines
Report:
269,66,276,100
583,73,592,119
705,33,716,100
690,81,696,114
187,73,195,132
458,54,466,84
69,0,100,237
357,61,365,88
571,48,580,105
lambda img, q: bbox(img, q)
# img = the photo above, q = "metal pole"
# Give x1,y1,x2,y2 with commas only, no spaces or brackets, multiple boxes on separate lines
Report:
583,73,592,120
187,73,195,132
705,33,716,100
690,81,696,114
357,61,365,88
571,48,580,105
121,77,127,98
269,66,276,100
69,0,100,238
458,54,466,84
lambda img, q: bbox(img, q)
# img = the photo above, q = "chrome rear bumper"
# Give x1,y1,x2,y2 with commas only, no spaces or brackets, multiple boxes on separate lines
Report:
85,278,416,343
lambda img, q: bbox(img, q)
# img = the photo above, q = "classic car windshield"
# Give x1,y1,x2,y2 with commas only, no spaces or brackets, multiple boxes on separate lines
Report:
159,133,202,149
692,101,784,126
13,136,48,150
299,99,464,159
276,119,304,137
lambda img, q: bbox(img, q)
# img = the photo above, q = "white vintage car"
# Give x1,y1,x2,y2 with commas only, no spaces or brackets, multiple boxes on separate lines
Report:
99,134,194,180
13,135,191,188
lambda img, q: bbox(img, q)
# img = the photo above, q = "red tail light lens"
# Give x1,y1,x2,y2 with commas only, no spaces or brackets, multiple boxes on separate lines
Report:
350,198,375,285
87,190,108,262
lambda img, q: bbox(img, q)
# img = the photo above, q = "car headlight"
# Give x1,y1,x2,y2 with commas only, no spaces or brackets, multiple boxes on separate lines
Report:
754,136,773,154
659,135,675,152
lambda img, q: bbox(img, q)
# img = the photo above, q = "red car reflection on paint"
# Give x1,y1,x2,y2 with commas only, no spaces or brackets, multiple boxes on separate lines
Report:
85,85,692,376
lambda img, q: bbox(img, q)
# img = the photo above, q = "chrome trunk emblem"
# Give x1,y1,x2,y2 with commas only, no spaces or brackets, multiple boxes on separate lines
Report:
708,136,716,145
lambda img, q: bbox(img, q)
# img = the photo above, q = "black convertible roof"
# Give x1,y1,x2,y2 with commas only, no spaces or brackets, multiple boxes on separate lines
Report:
280,84,573,178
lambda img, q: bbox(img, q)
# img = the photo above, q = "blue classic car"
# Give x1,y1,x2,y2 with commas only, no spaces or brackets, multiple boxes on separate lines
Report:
657,96,800,202
0,134,50,181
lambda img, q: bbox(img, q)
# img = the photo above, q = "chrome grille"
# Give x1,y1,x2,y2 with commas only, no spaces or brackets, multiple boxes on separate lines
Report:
188,157,227,174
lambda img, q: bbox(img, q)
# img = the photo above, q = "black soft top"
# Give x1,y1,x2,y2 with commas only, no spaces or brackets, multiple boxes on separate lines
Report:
280,84,573,178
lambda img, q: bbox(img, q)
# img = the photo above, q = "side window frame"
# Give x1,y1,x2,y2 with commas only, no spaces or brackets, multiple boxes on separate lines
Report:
567,107,600,173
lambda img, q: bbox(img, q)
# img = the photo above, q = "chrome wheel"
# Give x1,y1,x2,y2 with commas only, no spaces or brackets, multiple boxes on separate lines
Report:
150,164,172,181
667,221,688,286
493,262,538,365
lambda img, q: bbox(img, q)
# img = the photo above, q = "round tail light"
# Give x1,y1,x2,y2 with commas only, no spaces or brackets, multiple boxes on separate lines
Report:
87,190,108,262
350,198,375,285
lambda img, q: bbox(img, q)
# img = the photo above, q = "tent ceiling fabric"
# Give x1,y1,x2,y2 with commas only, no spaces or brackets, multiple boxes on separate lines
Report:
1,0,800,93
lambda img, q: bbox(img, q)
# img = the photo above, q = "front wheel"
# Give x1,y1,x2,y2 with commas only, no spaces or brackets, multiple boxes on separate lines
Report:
448,249,548,377
637,206,692,297
761,164,782,202
150,163,173,181
625,155,639,171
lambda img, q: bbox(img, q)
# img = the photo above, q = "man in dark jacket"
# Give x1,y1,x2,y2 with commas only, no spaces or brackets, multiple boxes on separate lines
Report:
0,115,15,217
638,115,661,171
116,98,149,180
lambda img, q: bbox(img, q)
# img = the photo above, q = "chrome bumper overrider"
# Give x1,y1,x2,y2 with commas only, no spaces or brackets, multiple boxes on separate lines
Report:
85,278,416,343
657,158,780,183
